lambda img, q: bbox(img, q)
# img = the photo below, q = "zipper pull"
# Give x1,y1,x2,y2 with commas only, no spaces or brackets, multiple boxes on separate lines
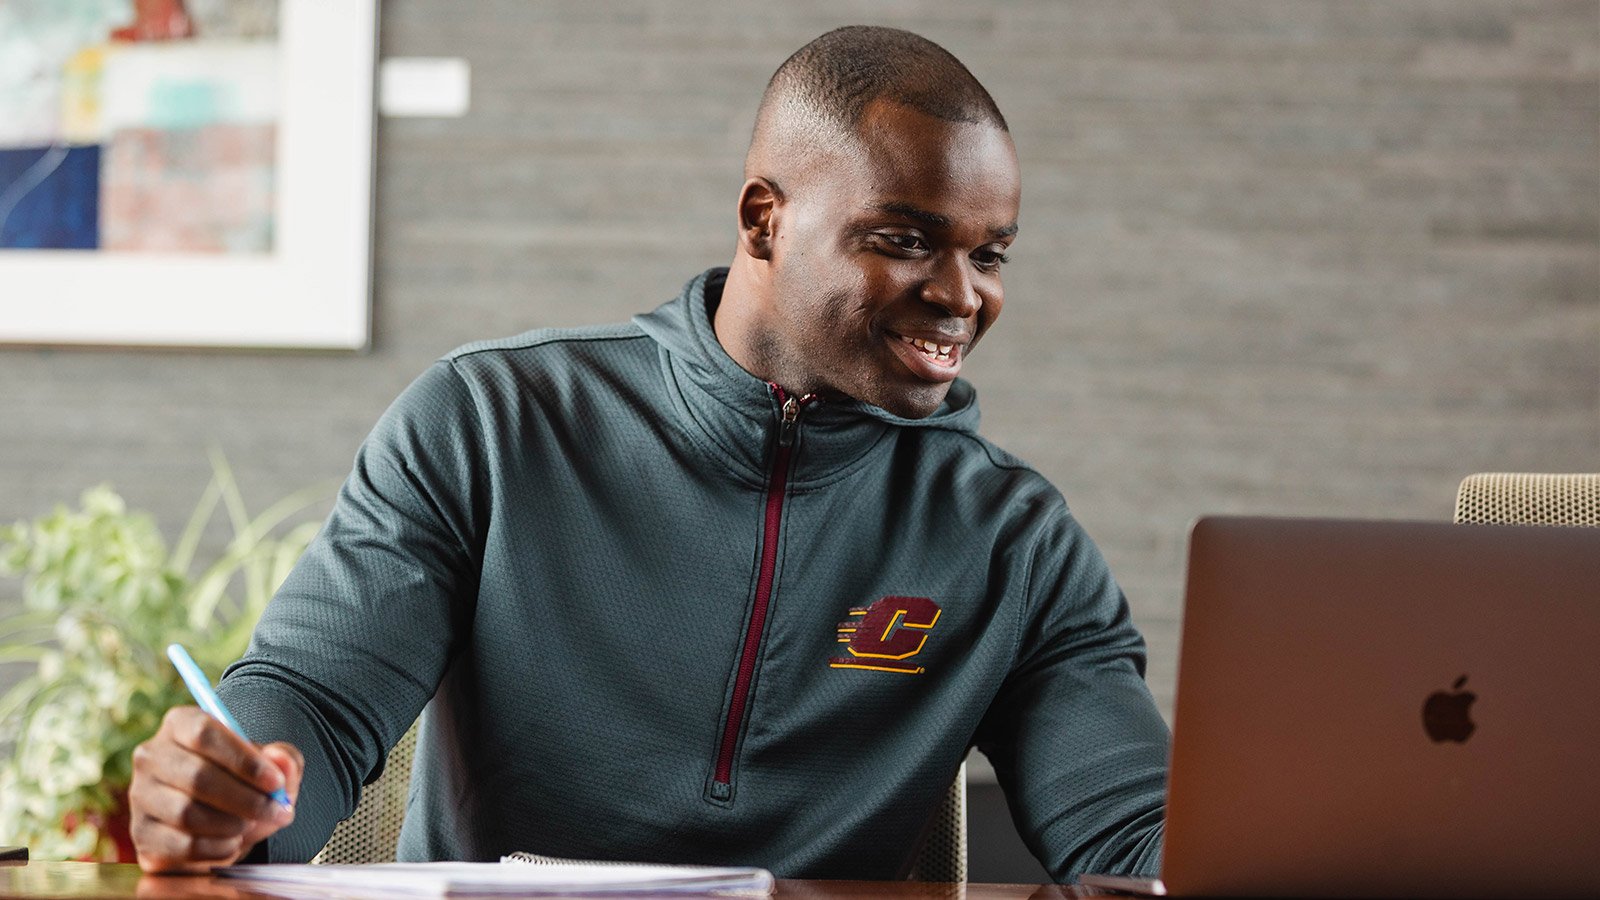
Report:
778,396,801,447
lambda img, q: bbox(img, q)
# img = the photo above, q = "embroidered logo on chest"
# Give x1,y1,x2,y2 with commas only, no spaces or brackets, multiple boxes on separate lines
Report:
828,596,942,674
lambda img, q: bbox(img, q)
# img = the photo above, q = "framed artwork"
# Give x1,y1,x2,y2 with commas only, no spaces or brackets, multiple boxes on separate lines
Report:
0,0,376,349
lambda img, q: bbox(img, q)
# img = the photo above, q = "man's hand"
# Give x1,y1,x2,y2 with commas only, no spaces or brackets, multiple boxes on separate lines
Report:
129,706,304,873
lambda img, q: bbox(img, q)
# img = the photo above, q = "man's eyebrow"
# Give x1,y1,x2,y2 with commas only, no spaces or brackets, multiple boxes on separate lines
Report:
873,202,951,230
872,202,1018,238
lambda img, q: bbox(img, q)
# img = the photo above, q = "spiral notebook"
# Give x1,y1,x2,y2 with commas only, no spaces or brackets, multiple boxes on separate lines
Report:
219,854,775,897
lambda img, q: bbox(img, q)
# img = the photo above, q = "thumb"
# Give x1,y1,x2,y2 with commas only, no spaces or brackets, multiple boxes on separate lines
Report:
259,742,305,806
238,742,304,854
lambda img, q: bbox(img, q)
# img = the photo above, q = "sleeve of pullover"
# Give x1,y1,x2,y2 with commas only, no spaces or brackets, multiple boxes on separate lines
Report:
974,503,1169,882
215,361,488,862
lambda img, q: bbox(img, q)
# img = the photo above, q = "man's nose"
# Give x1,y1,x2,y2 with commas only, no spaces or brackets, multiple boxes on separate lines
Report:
919,254,982,319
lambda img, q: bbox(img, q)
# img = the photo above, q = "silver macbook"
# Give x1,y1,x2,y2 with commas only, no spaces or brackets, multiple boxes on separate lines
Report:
1081,516,1600,899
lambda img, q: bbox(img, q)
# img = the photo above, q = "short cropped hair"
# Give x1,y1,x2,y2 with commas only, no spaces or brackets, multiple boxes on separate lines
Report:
753,26,1008,147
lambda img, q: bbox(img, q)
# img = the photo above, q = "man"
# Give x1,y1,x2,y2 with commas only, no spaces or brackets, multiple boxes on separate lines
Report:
129,26,1169,881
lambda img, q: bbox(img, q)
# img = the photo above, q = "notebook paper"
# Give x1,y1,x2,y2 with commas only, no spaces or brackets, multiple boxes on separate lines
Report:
219,861,775,897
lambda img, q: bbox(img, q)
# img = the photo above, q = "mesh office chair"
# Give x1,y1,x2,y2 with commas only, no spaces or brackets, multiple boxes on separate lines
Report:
906,763,967,882
309,721,418,865
1453,473,1600,527
311,720,969,882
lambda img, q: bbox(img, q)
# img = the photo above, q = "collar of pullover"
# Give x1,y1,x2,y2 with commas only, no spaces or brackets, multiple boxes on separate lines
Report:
633,268,981,488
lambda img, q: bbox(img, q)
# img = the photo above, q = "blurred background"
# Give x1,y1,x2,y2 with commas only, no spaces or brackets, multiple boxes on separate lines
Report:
2,0,1596,881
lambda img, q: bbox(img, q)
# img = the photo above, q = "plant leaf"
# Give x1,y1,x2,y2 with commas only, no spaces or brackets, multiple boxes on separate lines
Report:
0,646,48,664
170,476,223,575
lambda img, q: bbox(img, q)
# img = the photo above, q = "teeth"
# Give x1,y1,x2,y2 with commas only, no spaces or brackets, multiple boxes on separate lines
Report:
900,334,955,361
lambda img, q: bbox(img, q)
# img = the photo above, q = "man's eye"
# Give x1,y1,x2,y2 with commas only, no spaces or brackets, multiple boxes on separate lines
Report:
973,249,1011,271
878,233,928,253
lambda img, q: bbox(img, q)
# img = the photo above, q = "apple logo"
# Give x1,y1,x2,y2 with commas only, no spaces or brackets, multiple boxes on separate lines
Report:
1422,675,1477,743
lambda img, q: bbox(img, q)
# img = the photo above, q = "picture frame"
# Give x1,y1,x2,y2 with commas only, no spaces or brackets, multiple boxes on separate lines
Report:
0,1,377,350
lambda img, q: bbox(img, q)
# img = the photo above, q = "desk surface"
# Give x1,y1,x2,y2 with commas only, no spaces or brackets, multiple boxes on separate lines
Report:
0,862,1083,900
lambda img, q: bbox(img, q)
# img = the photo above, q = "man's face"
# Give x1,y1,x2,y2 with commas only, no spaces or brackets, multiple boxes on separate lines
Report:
762,100,1021,419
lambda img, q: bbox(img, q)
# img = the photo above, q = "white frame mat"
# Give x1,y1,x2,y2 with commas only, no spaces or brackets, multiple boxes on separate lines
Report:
0,1,377,350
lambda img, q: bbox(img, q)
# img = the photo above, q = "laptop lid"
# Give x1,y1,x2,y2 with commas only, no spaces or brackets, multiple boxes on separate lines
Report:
1156,516,1600,899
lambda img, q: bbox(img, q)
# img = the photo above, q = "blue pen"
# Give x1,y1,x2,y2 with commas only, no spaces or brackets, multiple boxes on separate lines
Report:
166,643,292,808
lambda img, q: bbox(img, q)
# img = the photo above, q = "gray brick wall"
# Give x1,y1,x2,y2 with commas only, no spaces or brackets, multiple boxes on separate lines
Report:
2,0,1596,878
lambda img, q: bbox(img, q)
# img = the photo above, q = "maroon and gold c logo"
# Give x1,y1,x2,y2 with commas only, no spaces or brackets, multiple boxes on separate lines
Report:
828,596,941,674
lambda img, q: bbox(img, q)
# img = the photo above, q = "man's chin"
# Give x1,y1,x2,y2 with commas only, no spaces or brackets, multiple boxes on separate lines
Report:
865,383,952,420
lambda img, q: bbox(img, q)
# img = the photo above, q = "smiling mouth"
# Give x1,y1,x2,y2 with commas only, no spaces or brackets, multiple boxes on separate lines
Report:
894,333,958,366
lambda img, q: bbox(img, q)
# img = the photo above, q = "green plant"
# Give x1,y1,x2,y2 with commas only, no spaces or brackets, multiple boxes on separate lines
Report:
0,455,329,860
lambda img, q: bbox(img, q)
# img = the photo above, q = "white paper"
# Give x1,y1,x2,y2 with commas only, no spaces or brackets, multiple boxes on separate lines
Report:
220,861,775,897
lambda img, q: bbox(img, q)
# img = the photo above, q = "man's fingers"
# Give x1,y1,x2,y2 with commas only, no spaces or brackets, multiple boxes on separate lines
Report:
237,744,301,849
137,723,288,823
259,743,305,803
130,778,251,838
131,817,243,873
130,710,306,874
162,707,288,798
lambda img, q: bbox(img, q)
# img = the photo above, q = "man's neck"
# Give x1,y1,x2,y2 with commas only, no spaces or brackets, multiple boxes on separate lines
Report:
711,256,773,385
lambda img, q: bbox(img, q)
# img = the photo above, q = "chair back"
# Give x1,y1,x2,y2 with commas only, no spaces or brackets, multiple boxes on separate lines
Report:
1453,473,1600,526
906,763,968,882
309,720,418,864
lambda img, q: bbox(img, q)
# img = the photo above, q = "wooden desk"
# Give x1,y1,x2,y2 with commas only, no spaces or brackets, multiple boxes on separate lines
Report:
0,862,1083,899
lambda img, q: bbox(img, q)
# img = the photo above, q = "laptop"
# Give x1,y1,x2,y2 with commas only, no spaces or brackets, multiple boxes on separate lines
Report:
1080,516,1600,899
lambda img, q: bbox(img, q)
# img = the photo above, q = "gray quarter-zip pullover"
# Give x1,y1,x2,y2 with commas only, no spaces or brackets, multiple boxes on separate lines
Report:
219,268,1168,880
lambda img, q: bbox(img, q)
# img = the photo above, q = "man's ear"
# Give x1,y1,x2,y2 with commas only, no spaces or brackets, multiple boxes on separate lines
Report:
737,177,781,261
